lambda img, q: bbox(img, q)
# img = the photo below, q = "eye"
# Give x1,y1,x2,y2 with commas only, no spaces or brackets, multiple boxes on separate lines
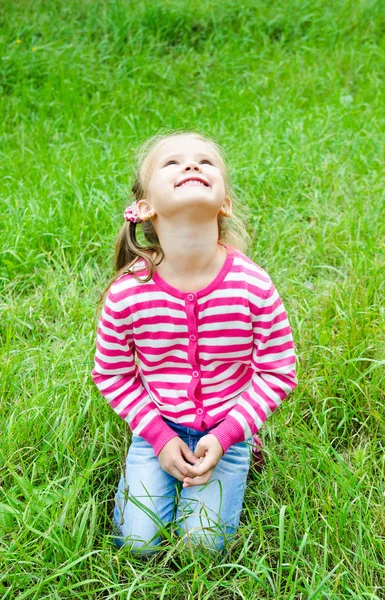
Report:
163,158,214,167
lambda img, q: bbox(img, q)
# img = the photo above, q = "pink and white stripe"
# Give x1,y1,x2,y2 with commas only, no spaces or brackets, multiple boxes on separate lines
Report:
92,244,298,456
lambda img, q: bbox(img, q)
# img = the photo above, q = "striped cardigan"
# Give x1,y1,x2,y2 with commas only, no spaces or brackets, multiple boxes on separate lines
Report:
91,244,298,456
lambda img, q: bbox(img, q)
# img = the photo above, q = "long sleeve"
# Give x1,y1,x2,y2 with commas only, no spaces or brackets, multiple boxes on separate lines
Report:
210,279,298,454
91,283,179,456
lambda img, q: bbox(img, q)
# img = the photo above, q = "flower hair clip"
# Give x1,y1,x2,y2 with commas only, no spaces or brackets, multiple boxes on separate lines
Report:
124,202,142,223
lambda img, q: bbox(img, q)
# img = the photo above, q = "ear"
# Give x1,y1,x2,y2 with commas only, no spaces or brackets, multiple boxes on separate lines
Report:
219,195,232,218
136,199,156,221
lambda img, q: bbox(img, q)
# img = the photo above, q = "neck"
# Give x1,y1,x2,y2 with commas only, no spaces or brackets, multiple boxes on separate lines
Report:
153,216,224,279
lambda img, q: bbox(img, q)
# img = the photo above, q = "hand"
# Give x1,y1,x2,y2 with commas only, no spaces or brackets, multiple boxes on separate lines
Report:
158,436,201,481
182,434,224,488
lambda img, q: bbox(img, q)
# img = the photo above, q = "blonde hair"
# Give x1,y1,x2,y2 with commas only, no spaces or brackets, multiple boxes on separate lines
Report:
97,128,251,315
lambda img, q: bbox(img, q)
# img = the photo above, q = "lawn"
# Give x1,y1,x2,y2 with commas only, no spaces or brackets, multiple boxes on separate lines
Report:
1,0,384,598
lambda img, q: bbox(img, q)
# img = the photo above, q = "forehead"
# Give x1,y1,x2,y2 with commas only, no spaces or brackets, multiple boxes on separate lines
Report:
154,136,217,163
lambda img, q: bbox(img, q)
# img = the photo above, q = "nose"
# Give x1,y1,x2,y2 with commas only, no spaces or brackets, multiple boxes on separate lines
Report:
184,160,201,172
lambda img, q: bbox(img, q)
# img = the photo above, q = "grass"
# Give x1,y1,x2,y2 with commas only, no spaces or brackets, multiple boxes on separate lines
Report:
1,0,385,597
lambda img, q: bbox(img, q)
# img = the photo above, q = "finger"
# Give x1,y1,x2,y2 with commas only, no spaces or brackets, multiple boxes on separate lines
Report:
180,444,200,465
182,457,205,477
188,455,215,477
167,466,186,482
182,470,213,488
175,456,201,478
193,441,206,459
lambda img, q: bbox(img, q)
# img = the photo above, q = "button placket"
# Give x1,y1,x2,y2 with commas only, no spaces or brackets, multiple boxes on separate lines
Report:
184,293,207,427
185,293,201,404
185,293,199,368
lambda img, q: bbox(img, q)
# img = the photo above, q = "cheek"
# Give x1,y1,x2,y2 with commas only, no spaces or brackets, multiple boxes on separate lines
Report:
217,181,227,197
151,173,173,191
213,173,226,190
148,176,166,199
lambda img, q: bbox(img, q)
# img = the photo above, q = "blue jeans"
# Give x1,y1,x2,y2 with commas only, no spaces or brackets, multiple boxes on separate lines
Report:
113,421,252,554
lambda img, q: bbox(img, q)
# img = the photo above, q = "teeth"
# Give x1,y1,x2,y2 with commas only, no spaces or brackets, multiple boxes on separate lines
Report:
179,181,206,187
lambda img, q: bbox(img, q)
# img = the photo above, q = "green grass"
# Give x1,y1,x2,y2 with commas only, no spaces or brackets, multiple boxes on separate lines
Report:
1,0,385,597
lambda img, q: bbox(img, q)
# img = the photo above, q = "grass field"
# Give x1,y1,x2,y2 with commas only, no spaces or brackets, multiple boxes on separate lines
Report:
1,0,385,597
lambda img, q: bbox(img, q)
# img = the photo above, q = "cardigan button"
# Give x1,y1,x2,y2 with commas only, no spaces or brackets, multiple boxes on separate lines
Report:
189,334,197,342
192,370,200,378
196,408,204,416
187,293,195,302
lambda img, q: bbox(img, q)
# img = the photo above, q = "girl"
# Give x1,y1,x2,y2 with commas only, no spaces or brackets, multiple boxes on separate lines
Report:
91,129,298,554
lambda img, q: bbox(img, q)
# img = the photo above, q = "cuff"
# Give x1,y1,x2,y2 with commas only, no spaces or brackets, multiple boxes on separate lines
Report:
138,415,179,456
209,415,247,455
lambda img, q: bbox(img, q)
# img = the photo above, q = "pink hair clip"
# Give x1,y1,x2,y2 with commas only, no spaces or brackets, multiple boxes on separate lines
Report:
124,202,142,223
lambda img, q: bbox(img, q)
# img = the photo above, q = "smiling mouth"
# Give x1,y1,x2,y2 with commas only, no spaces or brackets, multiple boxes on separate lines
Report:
176,175,210,187
176,181,210,188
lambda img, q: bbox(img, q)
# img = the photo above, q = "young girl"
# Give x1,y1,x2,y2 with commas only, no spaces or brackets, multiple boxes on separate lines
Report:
91,129,298,554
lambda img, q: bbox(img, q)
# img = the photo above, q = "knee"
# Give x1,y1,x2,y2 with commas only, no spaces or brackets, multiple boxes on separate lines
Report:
113,492,164,553
113,527,163,554
177,524,235,553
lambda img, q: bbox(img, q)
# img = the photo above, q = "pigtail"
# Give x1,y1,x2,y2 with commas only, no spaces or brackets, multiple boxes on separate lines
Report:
114,219,163,280
94,184,164,326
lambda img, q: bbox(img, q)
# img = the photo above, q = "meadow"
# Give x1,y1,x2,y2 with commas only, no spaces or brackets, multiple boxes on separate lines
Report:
1,0,384,597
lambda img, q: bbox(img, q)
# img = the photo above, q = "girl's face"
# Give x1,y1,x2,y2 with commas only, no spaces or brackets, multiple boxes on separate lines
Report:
137,136,231,223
